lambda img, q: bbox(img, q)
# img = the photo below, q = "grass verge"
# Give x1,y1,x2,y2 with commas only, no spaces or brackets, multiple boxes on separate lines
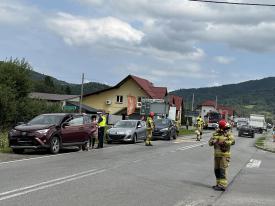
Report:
255,136,275,153
0,131,12,153
179,129,195,136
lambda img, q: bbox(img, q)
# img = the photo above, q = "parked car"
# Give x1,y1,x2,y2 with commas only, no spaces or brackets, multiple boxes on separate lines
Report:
152,118,177,140
106,120,146,143
238,125,255,138
8,113,92,154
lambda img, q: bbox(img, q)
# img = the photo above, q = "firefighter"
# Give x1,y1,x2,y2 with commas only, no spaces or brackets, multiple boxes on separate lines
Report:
145,112,155,146
209,119,235,191
196,116,204,141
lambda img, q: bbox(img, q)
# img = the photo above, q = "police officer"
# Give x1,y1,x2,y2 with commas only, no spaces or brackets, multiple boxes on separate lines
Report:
97,111,107,149
209,120,235,191
196,116,204,141
145,112,155,146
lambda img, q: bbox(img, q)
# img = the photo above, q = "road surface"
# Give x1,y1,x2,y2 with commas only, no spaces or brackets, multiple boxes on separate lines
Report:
0,130,274,206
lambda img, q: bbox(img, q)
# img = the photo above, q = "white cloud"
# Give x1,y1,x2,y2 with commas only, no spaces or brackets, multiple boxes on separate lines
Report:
214,56,235,64
0,0,39,24
48,13,144,47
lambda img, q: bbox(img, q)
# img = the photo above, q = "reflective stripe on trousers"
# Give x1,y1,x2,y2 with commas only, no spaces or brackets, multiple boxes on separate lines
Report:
214,157,230,188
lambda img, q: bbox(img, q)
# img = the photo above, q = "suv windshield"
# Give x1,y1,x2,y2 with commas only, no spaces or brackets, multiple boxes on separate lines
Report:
155,119,170,127
28,114,64,125
114,121,136,128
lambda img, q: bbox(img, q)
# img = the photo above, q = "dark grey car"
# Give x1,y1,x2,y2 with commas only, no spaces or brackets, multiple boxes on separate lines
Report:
107,120,147,143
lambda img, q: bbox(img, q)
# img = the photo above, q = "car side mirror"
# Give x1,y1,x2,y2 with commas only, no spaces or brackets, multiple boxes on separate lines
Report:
62,122,70,128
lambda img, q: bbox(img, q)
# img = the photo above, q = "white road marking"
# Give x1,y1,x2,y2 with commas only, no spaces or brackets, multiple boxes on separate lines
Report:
0,153,71,166
0,169,106,201
173,200,203,206
246,159,262,168
0,145,126,167
177,142,206,151
132,159,142,163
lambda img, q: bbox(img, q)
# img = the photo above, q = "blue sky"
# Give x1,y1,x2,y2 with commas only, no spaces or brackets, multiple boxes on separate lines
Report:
1,0,275,91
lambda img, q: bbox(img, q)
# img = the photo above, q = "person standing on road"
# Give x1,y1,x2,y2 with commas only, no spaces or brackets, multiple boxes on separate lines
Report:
196,116,204,141
96,111,107,149
89,115,98,149
209,120,235,191
145,112,155,146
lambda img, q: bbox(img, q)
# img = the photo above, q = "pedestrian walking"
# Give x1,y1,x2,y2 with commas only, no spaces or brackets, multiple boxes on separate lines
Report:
209,120,235,191
96,111,107,149
145,112,155,146
89,115,98,149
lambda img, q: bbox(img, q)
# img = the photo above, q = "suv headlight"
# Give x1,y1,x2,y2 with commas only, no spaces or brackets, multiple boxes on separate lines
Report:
160,128,169,132
36,129,49,134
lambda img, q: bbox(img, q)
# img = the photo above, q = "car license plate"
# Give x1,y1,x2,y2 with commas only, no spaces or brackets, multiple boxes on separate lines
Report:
243,132,248,135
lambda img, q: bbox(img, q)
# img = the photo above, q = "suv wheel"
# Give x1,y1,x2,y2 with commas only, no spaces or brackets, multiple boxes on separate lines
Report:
49,136,60,154
13,148,24,154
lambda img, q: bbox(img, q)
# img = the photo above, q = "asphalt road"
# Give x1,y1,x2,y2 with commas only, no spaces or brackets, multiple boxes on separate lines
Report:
0,130,274,206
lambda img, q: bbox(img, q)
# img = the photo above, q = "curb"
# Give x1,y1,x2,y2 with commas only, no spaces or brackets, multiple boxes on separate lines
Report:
255,136,275,153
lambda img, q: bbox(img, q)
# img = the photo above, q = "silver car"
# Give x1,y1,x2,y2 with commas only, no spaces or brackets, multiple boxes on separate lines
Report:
107,120,147,143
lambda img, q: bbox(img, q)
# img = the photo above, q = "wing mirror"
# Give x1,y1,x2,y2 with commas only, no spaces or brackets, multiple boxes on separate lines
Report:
62,122,70,128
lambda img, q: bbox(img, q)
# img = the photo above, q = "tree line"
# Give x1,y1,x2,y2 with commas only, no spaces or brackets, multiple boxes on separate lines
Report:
0,59,62,129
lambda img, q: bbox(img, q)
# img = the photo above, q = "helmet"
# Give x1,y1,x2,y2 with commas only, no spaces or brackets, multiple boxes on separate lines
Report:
219,120,231,130
149,112,155,117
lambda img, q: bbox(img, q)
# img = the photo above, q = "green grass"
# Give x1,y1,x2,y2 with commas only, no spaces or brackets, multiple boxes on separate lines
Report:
179,128,195,136
0,131,12,153
255,136,266,147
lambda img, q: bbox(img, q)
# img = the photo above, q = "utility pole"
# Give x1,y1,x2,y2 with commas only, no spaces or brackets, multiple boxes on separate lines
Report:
191,93,195,111
215,96,218,110
79,73,84,113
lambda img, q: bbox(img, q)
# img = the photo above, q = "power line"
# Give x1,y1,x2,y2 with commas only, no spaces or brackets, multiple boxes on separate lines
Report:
189,0,275,7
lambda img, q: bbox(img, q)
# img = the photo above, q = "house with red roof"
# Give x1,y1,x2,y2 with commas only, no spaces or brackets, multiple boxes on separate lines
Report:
82,75,177,119
169,95,184,121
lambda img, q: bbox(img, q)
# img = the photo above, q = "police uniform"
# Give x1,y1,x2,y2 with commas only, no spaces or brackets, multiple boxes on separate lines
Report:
209,129,235,190
145,116,154,146
97,114,106,149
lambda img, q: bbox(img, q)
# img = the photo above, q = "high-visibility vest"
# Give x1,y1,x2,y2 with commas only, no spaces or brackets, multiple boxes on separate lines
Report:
98,115,107,127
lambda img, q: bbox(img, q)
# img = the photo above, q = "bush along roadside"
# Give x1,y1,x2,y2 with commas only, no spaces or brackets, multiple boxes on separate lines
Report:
0,131,12,153
255,135,275,153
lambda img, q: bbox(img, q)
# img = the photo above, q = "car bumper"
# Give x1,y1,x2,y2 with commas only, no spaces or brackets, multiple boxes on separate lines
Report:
10,145,49,149
107,134,133,142
9,135,49,149
239,131,254,136
152,131,170,140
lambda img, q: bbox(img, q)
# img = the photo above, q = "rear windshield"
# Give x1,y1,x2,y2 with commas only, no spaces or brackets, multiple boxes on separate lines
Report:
28,114,64,125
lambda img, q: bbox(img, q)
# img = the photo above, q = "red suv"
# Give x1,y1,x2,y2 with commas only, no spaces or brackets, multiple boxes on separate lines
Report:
8,113,92,154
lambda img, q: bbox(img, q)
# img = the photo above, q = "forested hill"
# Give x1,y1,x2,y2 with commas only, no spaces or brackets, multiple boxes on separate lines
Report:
170,77,275,119
30,70,110,95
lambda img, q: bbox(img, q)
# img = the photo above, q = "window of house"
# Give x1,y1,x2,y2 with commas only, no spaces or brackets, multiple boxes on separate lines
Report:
116,95,123,103
137,96,142,103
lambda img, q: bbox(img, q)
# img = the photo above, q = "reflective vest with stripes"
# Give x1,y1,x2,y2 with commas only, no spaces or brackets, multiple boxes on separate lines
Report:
209,130,235,157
